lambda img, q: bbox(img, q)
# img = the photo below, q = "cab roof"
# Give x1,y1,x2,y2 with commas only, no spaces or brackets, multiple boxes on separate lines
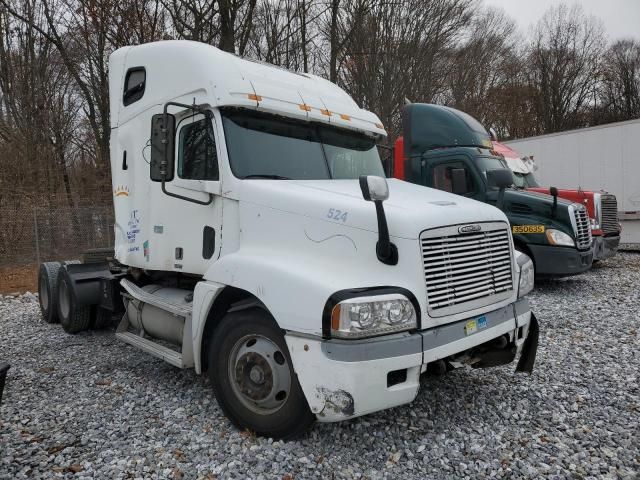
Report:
108,40,385,136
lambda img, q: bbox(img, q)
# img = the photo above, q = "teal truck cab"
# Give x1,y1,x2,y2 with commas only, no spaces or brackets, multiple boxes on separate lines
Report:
392,104,593,277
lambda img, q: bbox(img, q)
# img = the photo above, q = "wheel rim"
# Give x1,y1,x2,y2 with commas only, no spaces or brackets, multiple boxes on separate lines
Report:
39,275,49,311
228,334,291,415
59,279,70,319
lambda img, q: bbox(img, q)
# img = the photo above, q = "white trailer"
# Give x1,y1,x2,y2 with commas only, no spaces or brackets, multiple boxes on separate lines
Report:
37,41,538,439
506,118,640,245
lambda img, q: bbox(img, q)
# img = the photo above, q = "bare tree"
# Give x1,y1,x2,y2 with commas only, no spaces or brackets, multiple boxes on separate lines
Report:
598,39,640,123
527,4,605,133
338,0,475,139
0,0,80,210
446,6,517,124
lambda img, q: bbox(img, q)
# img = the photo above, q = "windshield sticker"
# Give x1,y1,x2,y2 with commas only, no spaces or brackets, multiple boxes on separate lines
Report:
512,225,545,234
143,240,150,261
114,185,130,197
327,208,348,222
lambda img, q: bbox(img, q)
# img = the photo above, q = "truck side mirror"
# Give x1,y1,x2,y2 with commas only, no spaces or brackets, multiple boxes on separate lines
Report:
486,168,513,189
359,175,397,265
450,168,469,195
486,168,513,210
488,127,498,141
150,113,176,182
359,175,389,201
549,186,558,218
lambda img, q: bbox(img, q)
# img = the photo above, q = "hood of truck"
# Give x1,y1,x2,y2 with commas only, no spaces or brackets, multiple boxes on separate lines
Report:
239,178,508,240
527,187,593,204
506,188,574,209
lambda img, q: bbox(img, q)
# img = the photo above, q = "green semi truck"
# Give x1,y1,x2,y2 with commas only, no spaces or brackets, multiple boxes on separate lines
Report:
392,103,593,277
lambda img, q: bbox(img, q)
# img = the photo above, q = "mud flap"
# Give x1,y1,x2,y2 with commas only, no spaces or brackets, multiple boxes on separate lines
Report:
515,312,539,374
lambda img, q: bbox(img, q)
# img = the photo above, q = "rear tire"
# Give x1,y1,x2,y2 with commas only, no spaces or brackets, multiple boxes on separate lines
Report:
38,262,62,323
208,308,315,439
57,269,91,334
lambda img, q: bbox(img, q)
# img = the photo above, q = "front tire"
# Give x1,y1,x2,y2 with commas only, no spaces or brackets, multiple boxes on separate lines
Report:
208,308,314,439
56,269,91,334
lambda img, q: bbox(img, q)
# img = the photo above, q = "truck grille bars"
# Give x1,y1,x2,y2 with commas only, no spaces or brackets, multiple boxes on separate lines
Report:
600,195,619,235
573,205,592,250
421,223,514,316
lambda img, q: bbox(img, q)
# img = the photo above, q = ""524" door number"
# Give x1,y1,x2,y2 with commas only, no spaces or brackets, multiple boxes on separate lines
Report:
327,208,348,222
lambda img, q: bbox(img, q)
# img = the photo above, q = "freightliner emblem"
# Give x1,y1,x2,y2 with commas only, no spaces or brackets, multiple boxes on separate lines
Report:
458,224,482,234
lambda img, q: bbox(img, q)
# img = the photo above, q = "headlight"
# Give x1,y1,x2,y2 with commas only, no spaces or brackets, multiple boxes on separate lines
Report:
331,294,417,339
516,252,535,298
546,229,574,247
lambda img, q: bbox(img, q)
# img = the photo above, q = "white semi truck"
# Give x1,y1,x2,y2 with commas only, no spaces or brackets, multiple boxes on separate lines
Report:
37,41,538,439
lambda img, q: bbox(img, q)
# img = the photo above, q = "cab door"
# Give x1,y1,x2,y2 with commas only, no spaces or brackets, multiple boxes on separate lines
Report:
151,111,223,274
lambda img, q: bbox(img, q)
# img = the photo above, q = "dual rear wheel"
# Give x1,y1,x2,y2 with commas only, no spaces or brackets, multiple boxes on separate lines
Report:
38,261,102,333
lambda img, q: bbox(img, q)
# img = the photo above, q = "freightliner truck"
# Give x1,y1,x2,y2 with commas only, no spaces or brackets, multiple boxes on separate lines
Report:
491,139,620,261
37,41,538,439
392,104,594,278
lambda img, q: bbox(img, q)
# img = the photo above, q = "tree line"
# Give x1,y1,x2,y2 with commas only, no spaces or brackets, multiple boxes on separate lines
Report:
0,0,638,211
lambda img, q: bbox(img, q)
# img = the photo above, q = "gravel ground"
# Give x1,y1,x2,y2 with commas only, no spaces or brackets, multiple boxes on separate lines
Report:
1,253,639,479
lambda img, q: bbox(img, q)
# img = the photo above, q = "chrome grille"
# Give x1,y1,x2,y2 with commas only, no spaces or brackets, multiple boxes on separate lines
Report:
600,195,619,235
573,205,592,250
421,223,514,314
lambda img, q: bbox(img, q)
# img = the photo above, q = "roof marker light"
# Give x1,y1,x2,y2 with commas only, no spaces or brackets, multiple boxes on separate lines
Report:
375,123,384,129
299,104,311,112
321,109,332,116
340,114,351,121
247,93,262,101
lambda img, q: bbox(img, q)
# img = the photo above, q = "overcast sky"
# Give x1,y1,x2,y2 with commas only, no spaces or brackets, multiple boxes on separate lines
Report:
482,0,640,41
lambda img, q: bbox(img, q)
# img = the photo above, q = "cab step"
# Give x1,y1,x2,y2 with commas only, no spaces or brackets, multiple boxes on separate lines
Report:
115,330,186,368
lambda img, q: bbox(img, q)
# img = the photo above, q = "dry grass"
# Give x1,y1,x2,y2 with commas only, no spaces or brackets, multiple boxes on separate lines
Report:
0,264,38,294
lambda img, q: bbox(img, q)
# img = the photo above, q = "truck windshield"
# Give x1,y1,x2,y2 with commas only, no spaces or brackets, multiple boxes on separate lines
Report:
512,172,540,188
221,109,385,180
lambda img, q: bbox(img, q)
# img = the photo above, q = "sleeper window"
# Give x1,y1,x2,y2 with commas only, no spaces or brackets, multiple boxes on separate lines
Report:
123,68,145,106
178,118,219,181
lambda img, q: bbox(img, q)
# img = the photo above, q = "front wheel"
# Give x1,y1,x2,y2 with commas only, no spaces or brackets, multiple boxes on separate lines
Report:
208,308,314,439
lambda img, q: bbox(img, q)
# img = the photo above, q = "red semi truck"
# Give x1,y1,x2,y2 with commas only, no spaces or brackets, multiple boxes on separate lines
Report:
491,140,621,261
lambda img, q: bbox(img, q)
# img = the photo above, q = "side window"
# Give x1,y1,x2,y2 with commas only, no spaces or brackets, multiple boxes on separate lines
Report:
431,162,475,195
178,118,219,180
123,68,145,106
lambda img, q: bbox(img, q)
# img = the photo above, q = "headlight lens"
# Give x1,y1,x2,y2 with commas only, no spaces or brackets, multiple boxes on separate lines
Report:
331,294,417,339
546,228,574,247
516,252,535,298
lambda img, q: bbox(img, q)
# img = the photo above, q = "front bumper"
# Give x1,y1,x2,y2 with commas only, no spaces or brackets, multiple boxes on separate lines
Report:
592,235,620,261
528,244,593,277
286,298,536,422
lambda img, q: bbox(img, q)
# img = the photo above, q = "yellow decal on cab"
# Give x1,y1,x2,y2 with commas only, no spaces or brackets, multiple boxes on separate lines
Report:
512,225,545,234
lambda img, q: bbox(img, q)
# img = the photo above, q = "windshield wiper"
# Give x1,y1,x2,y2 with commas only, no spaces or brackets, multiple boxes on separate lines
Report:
242,174,291,180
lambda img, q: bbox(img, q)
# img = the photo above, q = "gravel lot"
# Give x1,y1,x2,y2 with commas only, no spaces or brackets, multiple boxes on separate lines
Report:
1,253,639,479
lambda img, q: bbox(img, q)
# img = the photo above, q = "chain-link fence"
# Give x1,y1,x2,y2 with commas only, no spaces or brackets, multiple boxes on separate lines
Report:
0,205,114,267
